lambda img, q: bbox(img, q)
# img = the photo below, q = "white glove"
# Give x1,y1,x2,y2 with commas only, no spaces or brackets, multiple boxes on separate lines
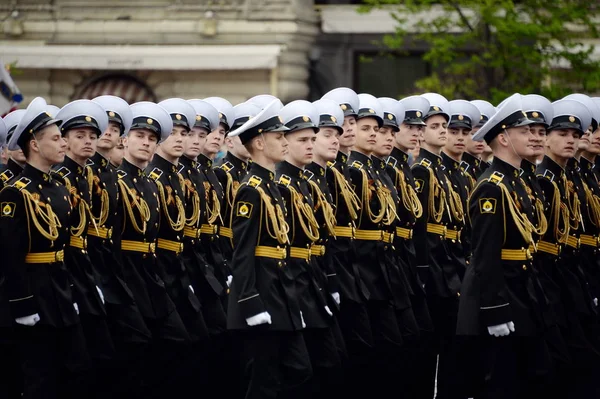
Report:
189,285,195,294
15,313,40,327
487,321,515,337
73,303,79,315
226,275,233,288
324,306,333,317
245,311,272,326
300,311,306,328
96,286,105,305
331,292,340,305
594,298,598,307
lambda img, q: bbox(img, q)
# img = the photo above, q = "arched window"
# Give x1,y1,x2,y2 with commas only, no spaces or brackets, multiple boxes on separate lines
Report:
75,74,157,103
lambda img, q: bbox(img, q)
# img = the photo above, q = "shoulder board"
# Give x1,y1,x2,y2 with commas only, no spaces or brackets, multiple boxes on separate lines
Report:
459,160,470,172
540,169,555,182
117,170,127,179
248,175,263,188
220,161,235,173
350,160,363,169
326,161,335,168
304,170,315,181
53,166,71,178
148,167,163,181
12,177,31,191
0,169,15,183
278,174,292,187
387,156,398,168
488,171,504,185
419,158,432,168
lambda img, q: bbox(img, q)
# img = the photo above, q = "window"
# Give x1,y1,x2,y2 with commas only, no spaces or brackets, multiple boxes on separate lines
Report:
354,52,430,98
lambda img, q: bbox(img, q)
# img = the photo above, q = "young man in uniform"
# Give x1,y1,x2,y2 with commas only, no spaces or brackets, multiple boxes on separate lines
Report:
1,97,91,398
462,100,497,186
0,109,26,188
227,100,312,399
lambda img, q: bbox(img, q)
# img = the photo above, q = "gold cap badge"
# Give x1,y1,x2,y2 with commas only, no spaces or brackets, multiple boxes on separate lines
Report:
175,114,182,120
569,116,575,123
147,118,153,125
109,111,116,117
85,116,92,122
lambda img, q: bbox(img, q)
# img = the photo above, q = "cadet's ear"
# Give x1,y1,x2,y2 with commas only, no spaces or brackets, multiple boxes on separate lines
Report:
122,135,129,149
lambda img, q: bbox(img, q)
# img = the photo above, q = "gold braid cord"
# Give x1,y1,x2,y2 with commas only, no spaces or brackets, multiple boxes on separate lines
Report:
427,168,446,223
378,184,398,226
330,167,360,220
393,167,423,218
360,170,385,224
22,190,62,242
444,176,464,223
255,185,289,245
156,181,185,232
206,189,222,225
89,171,109,228
549,181,570,244
563,176,581,230
532,198,549,236
466,173,476,191
288,185,320,242
183,179,201,227
582,181,600,227
498,184,535,246
225,173,237,209
117,179,150,234
62,177,92,237
307,180,337,237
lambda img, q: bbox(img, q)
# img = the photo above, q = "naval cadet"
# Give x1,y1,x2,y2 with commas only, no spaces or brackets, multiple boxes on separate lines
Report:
277,100,341,398
1,110,26,188
116,101,190,398
1,97,91,399
457,94,551,399
227,99,312,399
90,95,152,399
53,100,117,396
462,100,497,185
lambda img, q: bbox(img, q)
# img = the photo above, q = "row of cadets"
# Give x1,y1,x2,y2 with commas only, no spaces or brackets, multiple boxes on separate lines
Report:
115,101,192,398
411,93,465,399
0,109,27,188
227,100,312,399
385,95,436,399
535,95,600,398
276,99,343,398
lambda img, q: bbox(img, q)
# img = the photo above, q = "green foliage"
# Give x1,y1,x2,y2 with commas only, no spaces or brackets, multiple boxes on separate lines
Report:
359,0,600,104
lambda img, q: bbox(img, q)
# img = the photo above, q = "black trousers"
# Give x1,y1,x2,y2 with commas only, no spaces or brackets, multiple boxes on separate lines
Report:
16,323,91,399
0,328,23,399
240,329,312,399
303,327,343,399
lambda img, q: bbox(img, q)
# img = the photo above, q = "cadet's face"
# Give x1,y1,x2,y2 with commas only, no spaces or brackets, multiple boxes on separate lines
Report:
529,124,547,158
578,125,592,152
185,127,208,159
314,127,339,162
0,147,7,164
110,139,125,167
423,115,448,148
466,126,485,155
8,148,26,164
34,124,67,165
65,127,98,161
355,117,379,155
397,123,422,151
125,129,159,163
340,116,357,149
263,132,288,163
546,128,580,160
445,126,470,158
286,129,315,167
203,123,227,157
587,127,600,155
373,125,395,158
98,122,121,151
227,135,251,160
504,125,535,159
159,125,186,159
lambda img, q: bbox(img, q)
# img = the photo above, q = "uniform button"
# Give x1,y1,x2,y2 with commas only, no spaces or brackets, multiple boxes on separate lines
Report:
522,265,527,271
278,261,283,267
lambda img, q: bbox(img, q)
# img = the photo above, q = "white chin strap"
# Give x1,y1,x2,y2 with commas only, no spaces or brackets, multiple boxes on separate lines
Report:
504,129,523,162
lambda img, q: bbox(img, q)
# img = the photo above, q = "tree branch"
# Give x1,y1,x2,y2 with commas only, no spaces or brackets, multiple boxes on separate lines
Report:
449,1,474,32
